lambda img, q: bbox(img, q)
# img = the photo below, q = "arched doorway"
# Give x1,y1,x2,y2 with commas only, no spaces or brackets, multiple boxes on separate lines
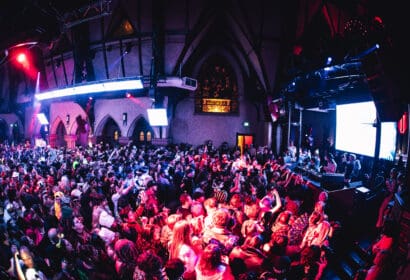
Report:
98,117,121,147
55,121,67,148
131,117,153,146
0,119,9,144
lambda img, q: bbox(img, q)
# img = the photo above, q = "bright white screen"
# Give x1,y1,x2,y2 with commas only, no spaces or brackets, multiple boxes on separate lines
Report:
147,109,168,126
36,113,49,125
336,101,376,157
380,122,397,161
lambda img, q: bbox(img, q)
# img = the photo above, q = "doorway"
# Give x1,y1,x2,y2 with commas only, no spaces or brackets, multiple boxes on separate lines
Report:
236,133,254,155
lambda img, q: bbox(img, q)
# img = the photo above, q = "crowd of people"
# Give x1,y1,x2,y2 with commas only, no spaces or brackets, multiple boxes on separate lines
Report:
0,140,406,279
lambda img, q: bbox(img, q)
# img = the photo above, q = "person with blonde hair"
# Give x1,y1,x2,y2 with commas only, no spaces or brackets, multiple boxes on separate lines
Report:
202,207,240,253
168,220,198,280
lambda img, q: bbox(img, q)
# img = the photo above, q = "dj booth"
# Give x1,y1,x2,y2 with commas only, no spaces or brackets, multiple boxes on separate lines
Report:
293,166,362,222
293,166,345,191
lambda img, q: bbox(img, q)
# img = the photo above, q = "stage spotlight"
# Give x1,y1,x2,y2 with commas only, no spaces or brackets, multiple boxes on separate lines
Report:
16,53,27,64
126,92,132,98
326,56,333,65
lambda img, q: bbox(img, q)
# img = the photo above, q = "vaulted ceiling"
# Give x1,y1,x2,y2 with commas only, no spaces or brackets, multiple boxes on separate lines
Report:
1,0,408,107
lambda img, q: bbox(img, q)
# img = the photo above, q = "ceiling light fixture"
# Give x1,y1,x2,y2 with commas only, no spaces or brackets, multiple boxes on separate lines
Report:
35,78,143,101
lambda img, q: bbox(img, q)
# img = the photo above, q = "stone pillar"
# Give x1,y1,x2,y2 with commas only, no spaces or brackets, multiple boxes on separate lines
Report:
49,134,57,148
64,134,78,150
118,136,130,146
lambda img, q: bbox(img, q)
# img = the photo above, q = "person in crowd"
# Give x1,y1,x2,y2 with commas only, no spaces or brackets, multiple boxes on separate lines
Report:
364,249,394,280
271,210,293,242
229,234,268,274
168,220,198,280
345,153,361,182
203,197,218,230
36,227,73,276
189,202,205,238
114,238,139,280
133,249,167,280
195,243,235,280
288,245,328,280
376,167,398,229
65,214,92,253
165,258,185,280
12,245,47,280
202,207,240,254
371,218,398,256
300,211,331,249
241,201,264,239
176,193,193,220
142,180,160,218
160,214,182,250
322,153,337,174
0,140,406,280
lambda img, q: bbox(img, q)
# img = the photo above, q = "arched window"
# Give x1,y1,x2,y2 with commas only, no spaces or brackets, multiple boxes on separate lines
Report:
114,130,119,141
195,55,239,114
132,117,153,145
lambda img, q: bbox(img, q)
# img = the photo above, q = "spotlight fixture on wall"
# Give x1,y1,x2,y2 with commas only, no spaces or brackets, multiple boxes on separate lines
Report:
66,114,70,125
122,113,127,126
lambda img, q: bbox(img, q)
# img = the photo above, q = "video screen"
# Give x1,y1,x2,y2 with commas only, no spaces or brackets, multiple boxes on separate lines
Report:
380,122,397,161
147,108,168,126
335,101,397,159
336,101,376,157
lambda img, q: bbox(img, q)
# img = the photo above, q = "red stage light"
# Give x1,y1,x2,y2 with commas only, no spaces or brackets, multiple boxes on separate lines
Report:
374,16,383,24
12,50,31,70
16,53,27,64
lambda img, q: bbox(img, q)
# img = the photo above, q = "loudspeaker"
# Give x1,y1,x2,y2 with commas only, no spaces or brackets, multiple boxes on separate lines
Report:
367,72,402,121
321,173,345,191
362,50,404,122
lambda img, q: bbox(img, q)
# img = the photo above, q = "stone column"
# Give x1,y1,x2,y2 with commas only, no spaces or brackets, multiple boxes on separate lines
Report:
64,134,78,150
